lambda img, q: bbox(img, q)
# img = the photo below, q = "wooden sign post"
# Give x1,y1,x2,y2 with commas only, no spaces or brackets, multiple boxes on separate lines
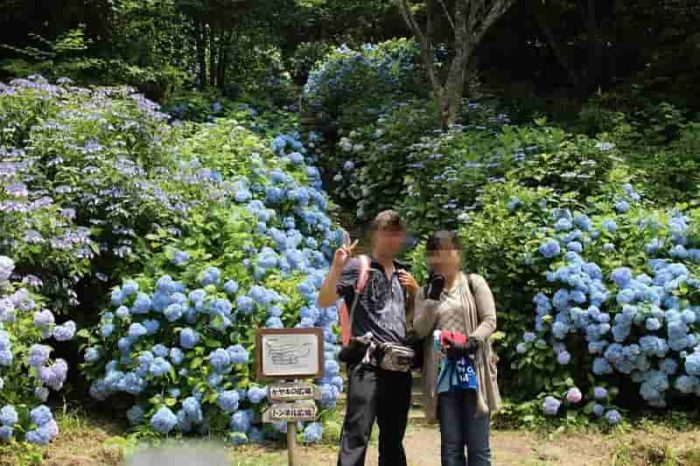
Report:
256,328,324,466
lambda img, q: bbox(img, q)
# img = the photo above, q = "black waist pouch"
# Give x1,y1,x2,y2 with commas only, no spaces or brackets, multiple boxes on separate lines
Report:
338,337,370,364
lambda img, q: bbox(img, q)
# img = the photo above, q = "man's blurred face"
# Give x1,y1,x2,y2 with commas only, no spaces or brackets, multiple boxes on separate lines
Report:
372,228,406,257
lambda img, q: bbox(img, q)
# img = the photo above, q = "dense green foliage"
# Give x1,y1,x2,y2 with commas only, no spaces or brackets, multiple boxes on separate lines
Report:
0,0,698,454
1,78,343,446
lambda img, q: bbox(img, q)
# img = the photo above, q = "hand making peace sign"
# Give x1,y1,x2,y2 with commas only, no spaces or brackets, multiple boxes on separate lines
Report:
332,238,359,271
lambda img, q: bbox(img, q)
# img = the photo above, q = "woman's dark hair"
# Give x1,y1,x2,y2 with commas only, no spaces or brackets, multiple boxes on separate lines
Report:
426,230,462,252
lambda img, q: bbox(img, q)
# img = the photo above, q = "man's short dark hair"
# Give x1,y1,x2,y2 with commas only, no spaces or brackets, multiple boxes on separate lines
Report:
370,210,404,233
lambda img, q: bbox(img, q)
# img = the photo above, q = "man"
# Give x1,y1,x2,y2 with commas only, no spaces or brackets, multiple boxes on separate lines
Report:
317,210,420,466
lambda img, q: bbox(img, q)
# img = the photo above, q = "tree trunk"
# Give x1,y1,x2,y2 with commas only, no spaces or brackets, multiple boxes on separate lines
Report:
533,2,581,88
209,26,217,88
217,32,227,88
196,21,207,89
397,0,515,126
443,0,471,125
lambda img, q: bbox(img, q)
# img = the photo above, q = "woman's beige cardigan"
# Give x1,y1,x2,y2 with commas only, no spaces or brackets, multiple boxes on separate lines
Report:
413,272,502,422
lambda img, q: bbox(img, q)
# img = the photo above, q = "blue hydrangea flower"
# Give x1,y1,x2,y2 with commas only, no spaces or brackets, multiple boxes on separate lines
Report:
605,409,622,425
686,351,700,376
674,375,698,394
592,404,605,417
126,405,145,425
199,266,221,286
325,360,340,376
230,409,252,433
152,344,169,358
266,317,283,328
127,323,148,339
28,344,51,367
30,405,53,426
227,345,249,364
183,397,203,424
0,426,12,442
150,407,177,434
303,422,323,443
164,303,184,322
180,328,200,349
610,267,632,287
602,219,617,232
554,218,573,231
614,200,630,213
143,319,160,335
51,320,76,341
110,288,125,306
209,349,231,373
236,296,254,315
132,293,152,314
169,348,184,365
84,347,100,364
593,387,608,400
247,387,267,404
172,251,190,266
149,357,172,377
25,420,58,445
567,242,583,253
218,390,240,413
224,280,239,295
539,239,561,258
0,405,18,427
507,197,522,212
542,396,560,416
557,351,571,365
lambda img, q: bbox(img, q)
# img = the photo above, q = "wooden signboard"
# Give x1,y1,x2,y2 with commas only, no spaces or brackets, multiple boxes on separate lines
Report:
255,328,324,381
262,401,317,423
268,382,322,402
255,328,325,466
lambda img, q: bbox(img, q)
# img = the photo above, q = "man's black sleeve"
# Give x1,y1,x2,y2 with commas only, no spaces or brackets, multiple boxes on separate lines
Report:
336,258,360,300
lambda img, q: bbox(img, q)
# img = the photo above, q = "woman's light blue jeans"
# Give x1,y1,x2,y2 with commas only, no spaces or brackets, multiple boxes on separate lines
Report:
438,389,491,466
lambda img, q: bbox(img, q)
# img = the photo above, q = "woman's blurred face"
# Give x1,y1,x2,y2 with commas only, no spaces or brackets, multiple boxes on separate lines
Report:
427,246,461,278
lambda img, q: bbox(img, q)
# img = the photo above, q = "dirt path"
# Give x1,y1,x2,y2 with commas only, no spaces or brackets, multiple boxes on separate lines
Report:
297,425,700,466
34,417,700,466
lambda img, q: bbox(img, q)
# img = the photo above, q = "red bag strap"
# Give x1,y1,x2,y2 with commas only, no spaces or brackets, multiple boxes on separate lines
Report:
355,255,371,293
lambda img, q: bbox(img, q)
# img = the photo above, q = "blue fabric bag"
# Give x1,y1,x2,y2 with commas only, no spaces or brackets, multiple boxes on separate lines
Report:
455,357,478,390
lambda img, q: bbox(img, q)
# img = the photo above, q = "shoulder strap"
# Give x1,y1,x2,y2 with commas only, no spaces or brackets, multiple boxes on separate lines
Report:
340,255,371,345
349,255,371,321
355,255,371,292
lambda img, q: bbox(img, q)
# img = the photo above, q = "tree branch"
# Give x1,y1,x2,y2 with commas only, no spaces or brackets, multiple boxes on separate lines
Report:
436,0,455,31
533,2,580,86
397,0,443,95
473,0,516,44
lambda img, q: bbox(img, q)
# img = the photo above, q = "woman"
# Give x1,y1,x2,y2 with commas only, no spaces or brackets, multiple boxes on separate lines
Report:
413,230,501,466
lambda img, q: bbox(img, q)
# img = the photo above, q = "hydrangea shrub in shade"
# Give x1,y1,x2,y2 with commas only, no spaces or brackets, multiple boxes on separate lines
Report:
0,257,75,444
82,121,344,441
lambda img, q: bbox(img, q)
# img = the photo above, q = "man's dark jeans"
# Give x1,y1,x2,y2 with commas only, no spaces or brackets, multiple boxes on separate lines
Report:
438,389,491,466
337,364,412,466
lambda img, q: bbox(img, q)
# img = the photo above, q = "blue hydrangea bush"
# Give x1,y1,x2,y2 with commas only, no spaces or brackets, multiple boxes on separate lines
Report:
303,39,425,131
0,256,75,444
81,120,344,442
0,76,194,314
460,179,699,424
402,123,620,236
